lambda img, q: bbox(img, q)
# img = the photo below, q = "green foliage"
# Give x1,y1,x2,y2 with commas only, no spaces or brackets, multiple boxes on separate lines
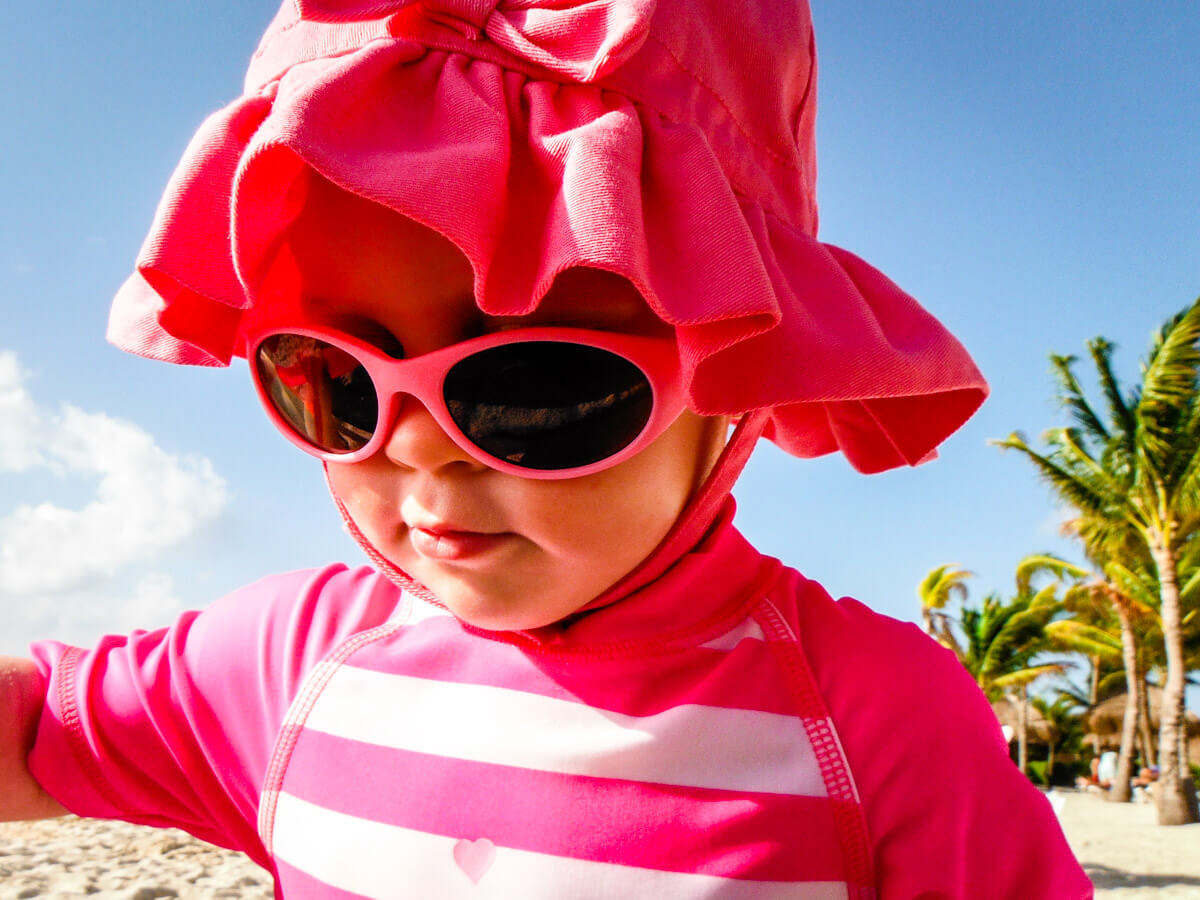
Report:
1045,619,1120,659
917,565,974,649
993,299,1200,550
1031,694,1084,734
995,299,1200,823
1016,555,1089,596
942,589,1067,701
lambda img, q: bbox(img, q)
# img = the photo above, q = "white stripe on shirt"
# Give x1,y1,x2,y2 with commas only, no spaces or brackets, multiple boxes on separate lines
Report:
272,791,849,900
298,665,828,797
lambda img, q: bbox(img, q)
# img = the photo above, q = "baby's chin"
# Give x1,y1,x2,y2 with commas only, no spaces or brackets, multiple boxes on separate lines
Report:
430,578,592,633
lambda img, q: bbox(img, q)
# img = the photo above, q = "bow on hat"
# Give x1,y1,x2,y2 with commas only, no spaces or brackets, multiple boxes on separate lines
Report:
296,0,656,81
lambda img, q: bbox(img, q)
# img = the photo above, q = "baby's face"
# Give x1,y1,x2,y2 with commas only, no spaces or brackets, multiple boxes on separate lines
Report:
281,178,724,631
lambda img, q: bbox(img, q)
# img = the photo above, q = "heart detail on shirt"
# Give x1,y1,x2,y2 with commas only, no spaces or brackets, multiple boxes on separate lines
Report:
453,837,497,884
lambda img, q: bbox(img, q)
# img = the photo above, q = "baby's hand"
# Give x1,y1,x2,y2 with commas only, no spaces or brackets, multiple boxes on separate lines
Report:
0,657,67,820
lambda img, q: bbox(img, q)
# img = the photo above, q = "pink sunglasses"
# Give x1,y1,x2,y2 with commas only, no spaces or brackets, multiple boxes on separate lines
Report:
249,325,688,479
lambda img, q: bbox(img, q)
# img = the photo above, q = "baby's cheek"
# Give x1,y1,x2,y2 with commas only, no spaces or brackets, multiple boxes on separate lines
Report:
325,461,395,538
530,475,680,574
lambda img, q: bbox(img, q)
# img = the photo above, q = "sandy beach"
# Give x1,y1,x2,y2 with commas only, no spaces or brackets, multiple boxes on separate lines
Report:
1,790,1198,897
1056,789,1200,897
0,817,271,899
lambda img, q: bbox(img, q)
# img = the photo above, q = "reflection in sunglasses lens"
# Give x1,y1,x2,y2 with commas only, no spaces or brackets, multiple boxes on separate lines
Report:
257,335,378,454
445,342,653,470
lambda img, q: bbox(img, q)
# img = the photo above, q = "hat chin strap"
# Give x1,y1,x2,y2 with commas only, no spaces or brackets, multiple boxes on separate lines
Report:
326,408,770,615
575,408,769,613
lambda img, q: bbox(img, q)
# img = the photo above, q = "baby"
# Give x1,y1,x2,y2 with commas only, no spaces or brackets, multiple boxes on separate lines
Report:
1,1,1091,897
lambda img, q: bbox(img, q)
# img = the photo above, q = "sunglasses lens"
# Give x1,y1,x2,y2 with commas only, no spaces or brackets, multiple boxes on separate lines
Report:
444,342,654,470
256,334,378,454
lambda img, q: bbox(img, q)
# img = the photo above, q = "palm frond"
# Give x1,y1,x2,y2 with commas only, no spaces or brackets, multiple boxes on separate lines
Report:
1050,353,1110,446
1044,620,1122,659
1030,584,1062,610
1103,562,1161,616
1178,570,1200,604
1053,683,1094,709
1135,300,1200,478
917,564,973,610
1086,338,1137,452
1097,670,1129,696
1015,553,1089,594
1169,432,1200,518
1161,397,1200,494
1032,693,1086,722
1048,428,1128,497
993,432,1114,519
991,663,1068,690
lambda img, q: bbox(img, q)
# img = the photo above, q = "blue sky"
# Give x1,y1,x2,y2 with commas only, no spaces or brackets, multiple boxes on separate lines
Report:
1,4,1197,707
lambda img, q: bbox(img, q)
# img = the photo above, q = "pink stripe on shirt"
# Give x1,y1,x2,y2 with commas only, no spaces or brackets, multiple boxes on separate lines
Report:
283,730,849,882
352,612,812,718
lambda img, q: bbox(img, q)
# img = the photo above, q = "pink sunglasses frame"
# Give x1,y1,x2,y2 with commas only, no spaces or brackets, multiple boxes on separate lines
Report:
248,325,689,479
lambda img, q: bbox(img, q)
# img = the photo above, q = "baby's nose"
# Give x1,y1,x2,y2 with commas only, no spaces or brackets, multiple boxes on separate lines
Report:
380,394,483,474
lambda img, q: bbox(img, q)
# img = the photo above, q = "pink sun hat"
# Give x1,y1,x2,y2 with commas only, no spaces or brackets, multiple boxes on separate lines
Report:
108,0,987,474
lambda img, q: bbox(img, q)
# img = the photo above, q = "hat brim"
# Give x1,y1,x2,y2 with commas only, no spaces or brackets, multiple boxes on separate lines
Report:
109,38,986,474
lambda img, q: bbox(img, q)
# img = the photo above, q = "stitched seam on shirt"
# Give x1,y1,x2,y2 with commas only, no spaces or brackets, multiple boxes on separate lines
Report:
55,647,129,815
755,599,878,896
257,617,407,853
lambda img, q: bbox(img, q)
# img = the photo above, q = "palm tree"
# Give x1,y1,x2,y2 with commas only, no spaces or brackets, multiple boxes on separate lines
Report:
936,587,1067,775
1074,532,1200,773
995,299,1200,824
1031,693,1085,783
1087,581,1154,801
1041,577,1125,725
917,564,973,643
1023,551,1159,801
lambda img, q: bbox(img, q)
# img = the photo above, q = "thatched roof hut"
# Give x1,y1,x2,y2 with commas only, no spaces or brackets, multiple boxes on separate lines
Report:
991,699,1055,744
1083,686,1200,760
1085,686,1200,736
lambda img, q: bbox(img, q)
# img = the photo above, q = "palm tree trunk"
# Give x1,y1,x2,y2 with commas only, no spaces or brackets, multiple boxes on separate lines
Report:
1149,538,1200,824
1016,687,1029,776
1108,599,1138,802
1089,654,1102,759
1137,670,1155,768
1047,740,1057,781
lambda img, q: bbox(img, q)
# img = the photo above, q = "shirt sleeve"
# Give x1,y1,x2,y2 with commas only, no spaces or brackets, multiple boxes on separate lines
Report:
792,579,1093,899
27,564,401,869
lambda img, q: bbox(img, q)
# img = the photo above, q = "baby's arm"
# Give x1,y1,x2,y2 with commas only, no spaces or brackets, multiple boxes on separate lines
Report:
0,656,67,820
18,565,399,861
794,589,1093,897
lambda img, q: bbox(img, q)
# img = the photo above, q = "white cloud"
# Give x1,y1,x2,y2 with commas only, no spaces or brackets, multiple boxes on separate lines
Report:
0,571,194,656
118,572,186,633
0,352,46,472
0,350,228,596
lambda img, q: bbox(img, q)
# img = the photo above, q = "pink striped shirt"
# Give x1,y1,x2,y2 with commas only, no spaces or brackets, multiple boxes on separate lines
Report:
29,519,1091,897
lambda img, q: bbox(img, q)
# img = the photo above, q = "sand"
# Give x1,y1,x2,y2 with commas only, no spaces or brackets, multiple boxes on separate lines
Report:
0,817,271,899
0,790,1198,898
1056,789,1200,897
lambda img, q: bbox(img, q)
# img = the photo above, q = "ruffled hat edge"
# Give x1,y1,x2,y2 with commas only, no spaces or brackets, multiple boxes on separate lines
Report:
107,0,988,475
